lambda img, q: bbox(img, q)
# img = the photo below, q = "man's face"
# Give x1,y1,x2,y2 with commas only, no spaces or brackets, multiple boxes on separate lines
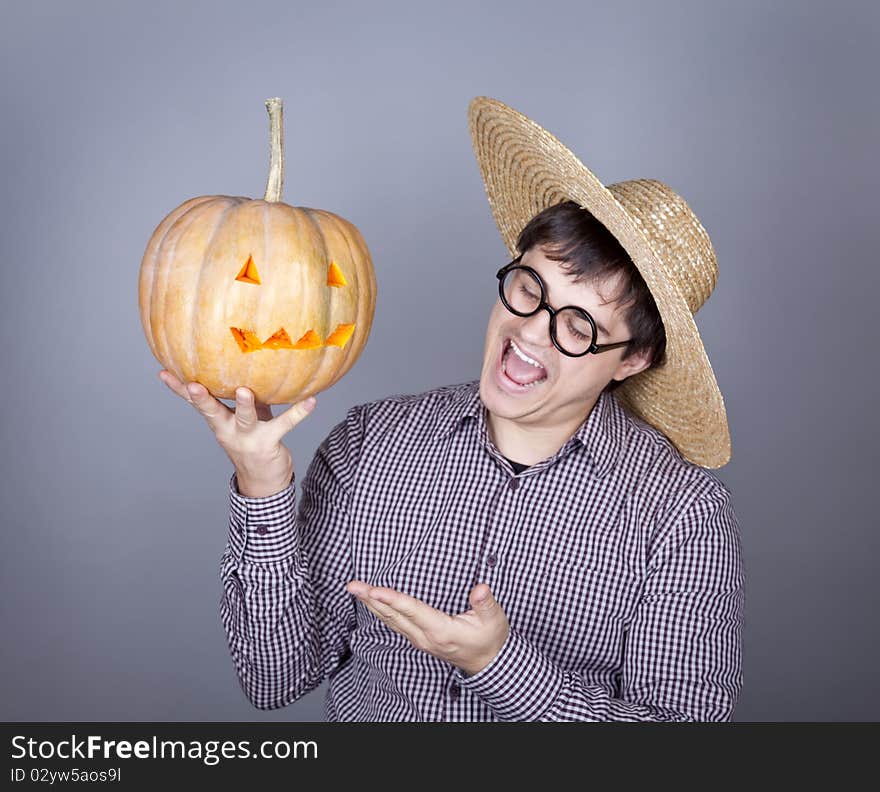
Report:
479,245,651,432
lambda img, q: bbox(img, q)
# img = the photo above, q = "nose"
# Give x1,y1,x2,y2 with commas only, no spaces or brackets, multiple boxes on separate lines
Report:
518,305,554,350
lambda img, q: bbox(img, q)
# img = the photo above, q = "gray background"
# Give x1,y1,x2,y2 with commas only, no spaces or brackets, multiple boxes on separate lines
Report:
1,0,877,721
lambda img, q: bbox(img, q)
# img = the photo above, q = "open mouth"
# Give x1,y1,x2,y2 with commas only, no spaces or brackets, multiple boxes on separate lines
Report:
229,324,355,353
501,337,549,388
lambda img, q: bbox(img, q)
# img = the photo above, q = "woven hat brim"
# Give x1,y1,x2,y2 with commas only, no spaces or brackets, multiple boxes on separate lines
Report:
468,96,731,468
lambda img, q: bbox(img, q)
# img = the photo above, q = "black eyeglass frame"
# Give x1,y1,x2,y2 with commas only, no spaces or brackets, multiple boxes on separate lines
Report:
496,256,633,357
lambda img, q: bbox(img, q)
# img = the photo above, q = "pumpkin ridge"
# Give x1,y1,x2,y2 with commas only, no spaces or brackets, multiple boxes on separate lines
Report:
320,210,364,380
159,198,232,380
151,201,205,371
140,195,215,359
195,198,242,385
239,201,270,394
264,204,304,400
285,205,323,392
291,206,329,394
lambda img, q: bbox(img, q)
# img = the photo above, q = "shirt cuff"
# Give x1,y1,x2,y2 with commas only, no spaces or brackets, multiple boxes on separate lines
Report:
453,626,564,721
227,470,298,564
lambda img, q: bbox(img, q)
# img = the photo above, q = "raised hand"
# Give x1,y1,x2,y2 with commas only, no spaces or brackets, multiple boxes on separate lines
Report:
158,369,317,497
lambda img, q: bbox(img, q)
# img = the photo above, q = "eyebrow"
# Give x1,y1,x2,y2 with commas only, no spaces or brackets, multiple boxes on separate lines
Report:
592,315,611,338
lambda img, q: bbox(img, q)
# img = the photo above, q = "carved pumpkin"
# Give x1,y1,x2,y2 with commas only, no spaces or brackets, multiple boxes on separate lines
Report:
138,97,377,404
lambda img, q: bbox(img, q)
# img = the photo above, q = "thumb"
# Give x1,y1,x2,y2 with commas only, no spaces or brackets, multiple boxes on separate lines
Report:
269,396,317,440
469,584,497,615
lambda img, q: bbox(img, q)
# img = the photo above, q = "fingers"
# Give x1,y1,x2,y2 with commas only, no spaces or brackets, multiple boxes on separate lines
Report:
158,370,191,402
347,582,450,652
185,382,233,433
268,395,317,441
351,587,430,649
234,387,260,432
231,385,272,422
159,369,291,435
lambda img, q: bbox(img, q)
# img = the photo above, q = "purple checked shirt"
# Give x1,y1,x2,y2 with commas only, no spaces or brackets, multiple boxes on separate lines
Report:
220,379,744,721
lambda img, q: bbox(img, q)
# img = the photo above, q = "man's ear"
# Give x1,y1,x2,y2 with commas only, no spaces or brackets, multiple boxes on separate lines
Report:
610,347,652,384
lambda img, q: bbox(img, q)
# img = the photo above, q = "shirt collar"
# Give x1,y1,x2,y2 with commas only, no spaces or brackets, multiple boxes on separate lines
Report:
435,380,629,479
434,380,484,441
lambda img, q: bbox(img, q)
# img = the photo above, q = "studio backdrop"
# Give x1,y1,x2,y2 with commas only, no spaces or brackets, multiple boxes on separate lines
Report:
1,0,878,721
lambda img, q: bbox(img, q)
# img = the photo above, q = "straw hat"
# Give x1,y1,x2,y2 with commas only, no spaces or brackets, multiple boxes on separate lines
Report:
468,95,731,468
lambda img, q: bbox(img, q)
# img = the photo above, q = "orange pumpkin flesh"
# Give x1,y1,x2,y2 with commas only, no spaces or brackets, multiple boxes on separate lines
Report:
138,98,377,404
327,260,348,287
235,255,261,284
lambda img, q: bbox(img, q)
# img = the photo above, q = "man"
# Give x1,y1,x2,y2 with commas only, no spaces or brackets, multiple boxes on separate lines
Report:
159,97,742,721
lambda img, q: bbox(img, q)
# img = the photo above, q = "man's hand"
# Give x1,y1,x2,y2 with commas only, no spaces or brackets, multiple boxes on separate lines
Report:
346,580,510,677
157,369,317,497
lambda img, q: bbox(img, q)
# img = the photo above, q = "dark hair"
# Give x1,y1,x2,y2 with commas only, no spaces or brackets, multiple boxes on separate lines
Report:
515,200,666,392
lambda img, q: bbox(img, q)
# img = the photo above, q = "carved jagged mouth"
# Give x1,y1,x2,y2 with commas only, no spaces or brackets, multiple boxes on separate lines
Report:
229,323,355,353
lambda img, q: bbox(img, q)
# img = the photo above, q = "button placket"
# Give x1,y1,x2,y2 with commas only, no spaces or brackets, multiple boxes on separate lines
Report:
484,471,519,576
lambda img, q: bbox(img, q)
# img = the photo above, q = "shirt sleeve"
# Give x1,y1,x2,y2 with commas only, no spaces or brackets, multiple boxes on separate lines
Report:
219,403,367,710
453,484,744,721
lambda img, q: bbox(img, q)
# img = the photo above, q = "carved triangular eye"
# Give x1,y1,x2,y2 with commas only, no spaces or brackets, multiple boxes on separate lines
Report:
327,260,347,287
235,255,261,284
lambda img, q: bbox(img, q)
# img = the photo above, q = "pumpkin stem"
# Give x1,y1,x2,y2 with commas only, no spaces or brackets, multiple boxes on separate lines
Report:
263,97,284,202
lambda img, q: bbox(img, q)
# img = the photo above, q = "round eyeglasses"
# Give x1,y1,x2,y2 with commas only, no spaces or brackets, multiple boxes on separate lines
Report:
496,257,632,357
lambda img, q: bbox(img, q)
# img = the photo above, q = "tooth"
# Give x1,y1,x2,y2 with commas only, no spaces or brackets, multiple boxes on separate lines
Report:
503,343,548,387
511,340,543,368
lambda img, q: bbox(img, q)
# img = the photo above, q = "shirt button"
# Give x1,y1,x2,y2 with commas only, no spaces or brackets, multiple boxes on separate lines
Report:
450,682,461,698
508,478,519,491
486,552,497,568
254,525,269,535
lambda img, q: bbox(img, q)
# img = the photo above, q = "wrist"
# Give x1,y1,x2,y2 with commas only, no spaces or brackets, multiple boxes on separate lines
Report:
235,468,294,498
